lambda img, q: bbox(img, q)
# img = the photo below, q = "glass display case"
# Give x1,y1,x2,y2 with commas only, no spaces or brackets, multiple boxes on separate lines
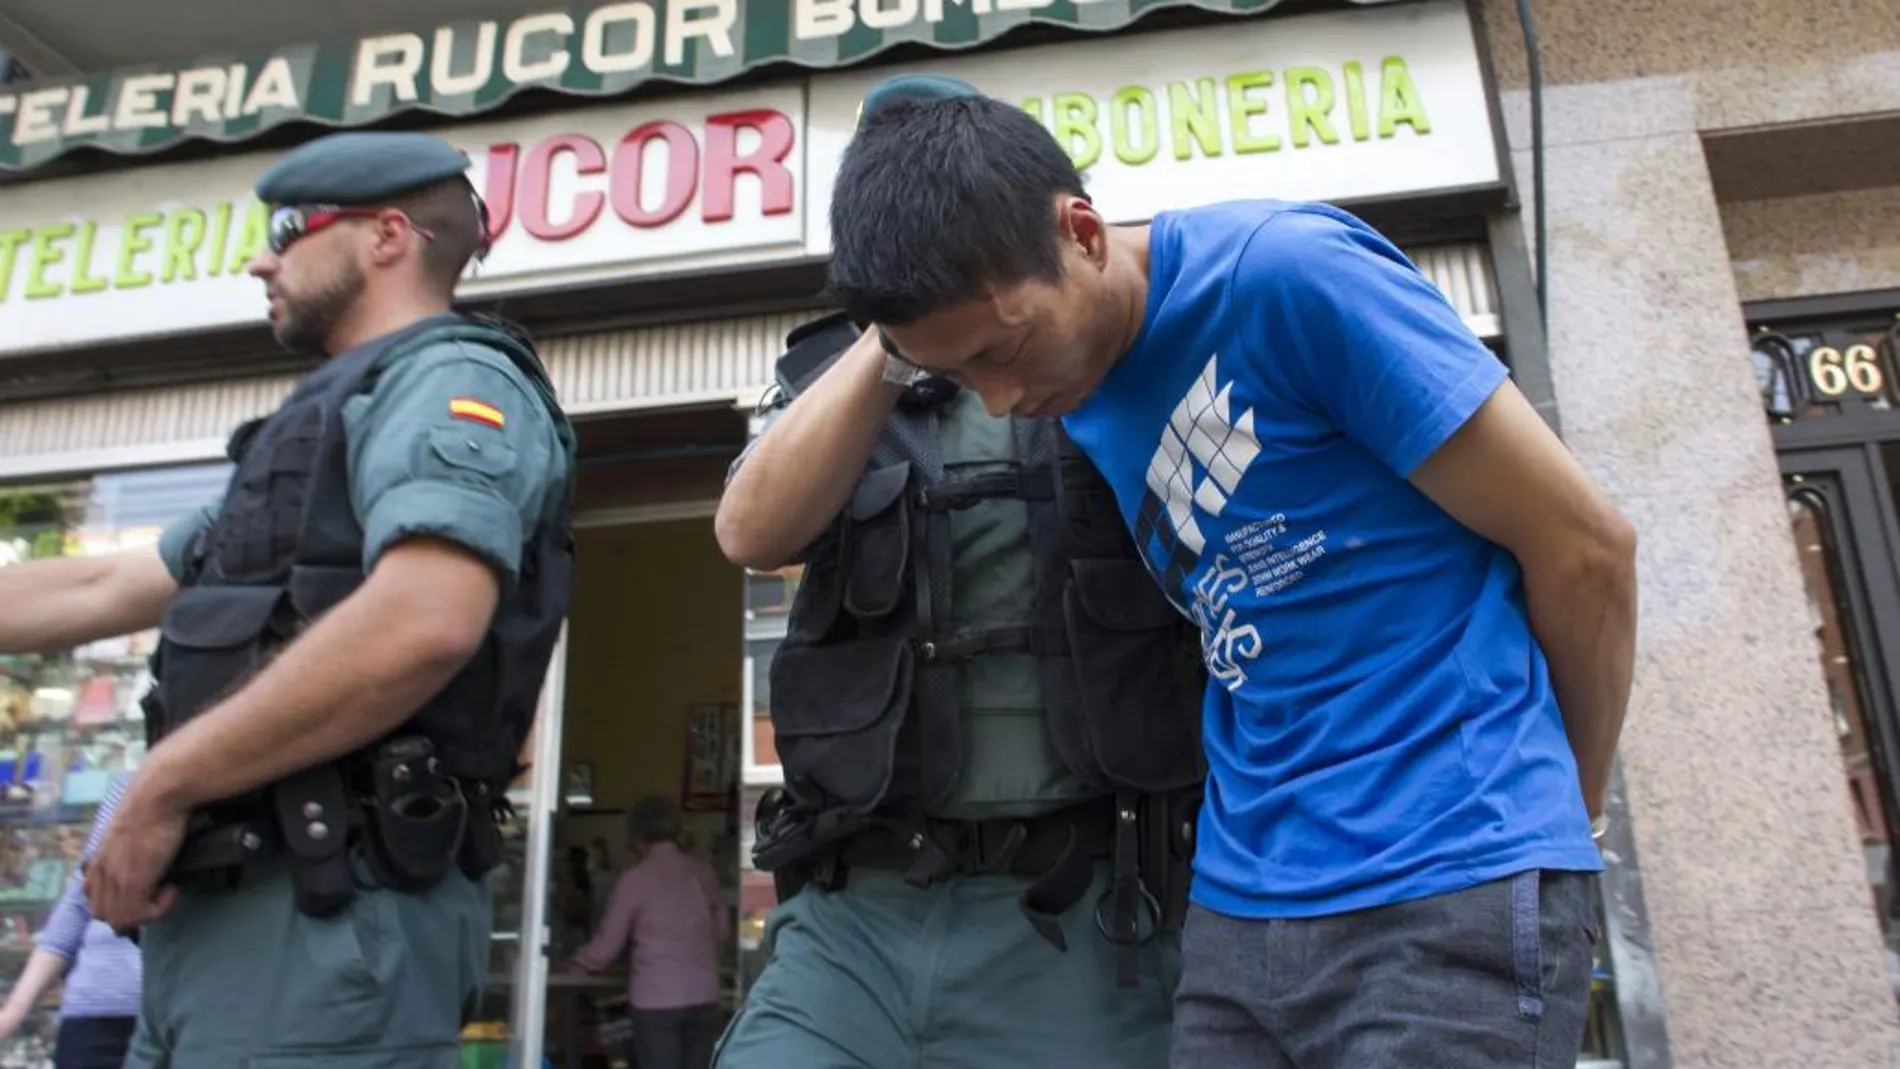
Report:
736,565,798,995
0,464,230,1069
456,772,538,1065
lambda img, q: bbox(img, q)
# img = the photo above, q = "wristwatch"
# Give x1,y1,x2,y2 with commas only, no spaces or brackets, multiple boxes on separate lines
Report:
1590,813,1610,844
876,328,932,388
882,353,931,389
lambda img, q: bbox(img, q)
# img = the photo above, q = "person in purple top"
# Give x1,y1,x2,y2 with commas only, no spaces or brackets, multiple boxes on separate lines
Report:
0,773,143,1069
564,796,730,1069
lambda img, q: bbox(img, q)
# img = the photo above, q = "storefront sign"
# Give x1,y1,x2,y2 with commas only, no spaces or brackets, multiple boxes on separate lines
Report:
0,85,807,356
0,0,1407,174
0,0,1493,359
805,0,1497,253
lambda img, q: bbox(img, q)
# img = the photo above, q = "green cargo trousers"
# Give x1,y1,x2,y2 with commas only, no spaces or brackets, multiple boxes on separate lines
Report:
713,862,1180,1069
122,856,490,1068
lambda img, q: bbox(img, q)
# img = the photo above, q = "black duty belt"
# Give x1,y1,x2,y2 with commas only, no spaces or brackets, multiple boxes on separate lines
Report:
162,764,494,903
831,801,1120,954
836,802,1115,879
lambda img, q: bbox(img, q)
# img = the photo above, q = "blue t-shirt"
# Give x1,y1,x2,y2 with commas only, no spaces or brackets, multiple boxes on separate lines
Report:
1063,200,1603,920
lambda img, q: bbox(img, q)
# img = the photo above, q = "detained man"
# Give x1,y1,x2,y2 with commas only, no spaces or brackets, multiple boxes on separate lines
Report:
817,90,1639,1069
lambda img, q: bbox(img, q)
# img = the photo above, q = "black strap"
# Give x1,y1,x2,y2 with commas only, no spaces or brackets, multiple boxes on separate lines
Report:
1014,419,1073,738
900,403,963,811
776,312,861,399
1106,791,1144,986
902,831,958,889
922,625,1068,662
1018,822,1095,953
180,526,214,588
918,467,1056,511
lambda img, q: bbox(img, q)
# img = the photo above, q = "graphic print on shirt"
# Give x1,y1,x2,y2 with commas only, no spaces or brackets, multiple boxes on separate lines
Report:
1130,353,1331,692
1133,353,1263,690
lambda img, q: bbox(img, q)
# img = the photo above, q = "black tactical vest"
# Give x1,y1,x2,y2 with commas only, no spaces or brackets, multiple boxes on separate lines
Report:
766,313,1205,824
146,313,575,828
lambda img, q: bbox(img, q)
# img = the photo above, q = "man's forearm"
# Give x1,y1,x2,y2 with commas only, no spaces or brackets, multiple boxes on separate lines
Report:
0,552,167,653
138,569,485,813
716,329,904,569
1523,545,1638,818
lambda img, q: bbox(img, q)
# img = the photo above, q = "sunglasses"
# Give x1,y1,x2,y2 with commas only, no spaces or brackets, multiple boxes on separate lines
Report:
266,204,438,255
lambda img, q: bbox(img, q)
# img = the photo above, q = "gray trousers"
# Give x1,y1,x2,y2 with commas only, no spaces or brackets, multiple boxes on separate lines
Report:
124,859,488,1068
712,864,1176,1069
633,1003,724,1069
1173,869,1599,1069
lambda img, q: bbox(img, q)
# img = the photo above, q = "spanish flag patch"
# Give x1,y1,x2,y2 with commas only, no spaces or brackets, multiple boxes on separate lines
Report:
449,397,505,429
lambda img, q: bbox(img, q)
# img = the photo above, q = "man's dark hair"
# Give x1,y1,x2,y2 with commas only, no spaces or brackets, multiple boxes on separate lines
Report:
828,95,1087,325
390,178,490,296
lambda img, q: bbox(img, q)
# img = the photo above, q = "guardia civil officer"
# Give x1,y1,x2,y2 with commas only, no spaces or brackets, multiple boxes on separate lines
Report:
0,131,576,1067
710,76,1204,1069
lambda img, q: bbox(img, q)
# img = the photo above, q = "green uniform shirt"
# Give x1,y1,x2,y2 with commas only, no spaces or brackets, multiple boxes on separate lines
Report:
737,385,1095,821
159,335,571,584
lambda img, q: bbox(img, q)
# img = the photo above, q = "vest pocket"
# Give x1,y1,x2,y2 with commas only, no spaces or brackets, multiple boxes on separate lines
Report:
842,463,912,619
288,564,367,622
769,635,916,812
156,584,293,728
211,401,324,583
1059,559,1203,792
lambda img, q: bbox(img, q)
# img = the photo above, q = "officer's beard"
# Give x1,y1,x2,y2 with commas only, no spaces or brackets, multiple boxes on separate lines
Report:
275,260,367,358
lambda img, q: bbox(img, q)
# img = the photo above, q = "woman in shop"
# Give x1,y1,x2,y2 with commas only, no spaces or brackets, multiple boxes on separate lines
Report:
563,795,729,1069
0,771,142,1069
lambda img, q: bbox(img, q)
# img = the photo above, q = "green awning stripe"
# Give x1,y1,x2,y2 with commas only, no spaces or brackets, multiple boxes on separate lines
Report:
0,0,1405,174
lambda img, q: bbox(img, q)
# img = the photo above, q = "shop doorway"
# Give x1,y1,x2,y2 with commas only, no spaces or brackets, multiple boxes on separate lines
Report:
488,505,745,1069
1752,299,1900,996
467,402,752,1069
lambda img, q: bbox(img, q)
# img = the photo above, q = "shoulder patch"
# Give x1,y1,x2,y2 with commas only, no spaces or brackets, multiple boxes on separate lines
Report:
450,396,506,429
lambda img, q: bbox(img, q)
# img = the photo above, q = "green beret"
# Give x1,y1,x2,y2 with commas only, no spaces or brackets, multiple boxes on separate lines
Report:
856,74,983,131
254,131,472,206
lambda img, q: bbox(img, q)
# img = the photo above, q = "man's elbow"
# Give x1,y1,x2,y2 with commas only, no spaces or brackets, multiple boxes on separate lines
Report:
1540,507,1638,600
427,613,491,669
376,583,496,678
714,495,789,572
1594,508,1639,588
378,605,489,694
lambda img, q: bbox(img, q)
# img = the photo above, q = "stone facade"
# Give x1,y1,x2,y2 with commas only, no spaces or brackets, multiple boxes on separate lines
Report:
1476,1,1900,1064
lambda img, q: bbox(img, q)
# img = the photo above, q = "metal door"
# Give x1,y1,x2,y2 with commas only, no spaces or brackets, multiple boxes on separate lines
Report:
1779,447,1900,961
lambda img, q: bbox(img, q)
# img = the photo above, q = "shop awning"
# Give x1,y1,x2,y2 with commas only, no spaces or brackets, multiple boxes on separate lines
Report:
0,0,1409,174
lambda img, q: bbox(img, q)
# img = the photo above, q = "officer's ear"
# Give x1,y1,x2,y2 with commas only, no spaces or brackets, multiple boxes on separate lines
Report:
366,208,423,269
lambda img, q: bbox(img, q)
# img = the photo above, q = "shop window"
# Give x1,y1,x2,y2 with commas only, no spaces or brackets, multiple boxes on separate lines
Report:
736,566,799,993
0,463,230,1068
734,781,779,991
742,633,782,773
740,565,798,786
